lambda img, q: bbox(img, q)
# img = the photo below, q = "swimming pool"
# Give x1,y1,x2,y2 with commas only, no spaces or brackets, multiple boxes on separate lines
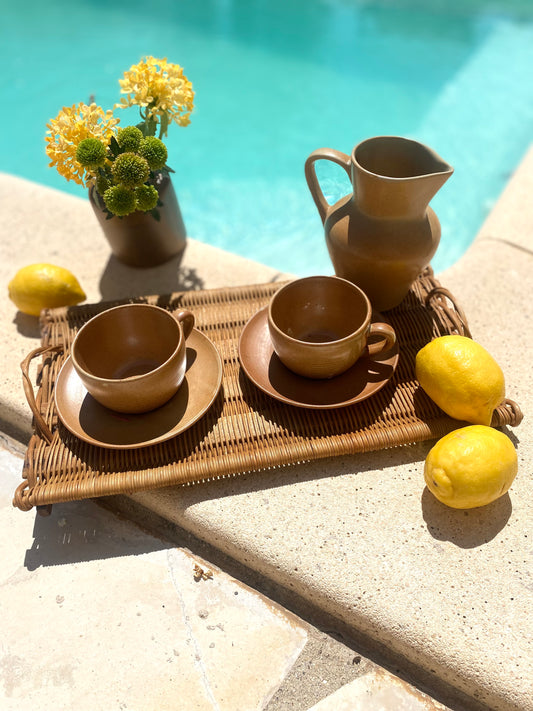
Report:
2,0,533,274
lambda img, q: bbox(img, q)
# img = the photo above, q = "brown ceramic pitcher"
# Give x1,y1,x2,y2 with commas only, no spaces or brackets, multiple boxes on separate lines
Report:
305,136,453,311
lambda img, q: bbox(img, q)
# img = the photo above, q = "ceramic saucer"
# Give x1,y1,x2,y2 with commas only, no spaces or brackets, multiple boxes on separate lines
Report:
238,307,399,409
54,329,223,449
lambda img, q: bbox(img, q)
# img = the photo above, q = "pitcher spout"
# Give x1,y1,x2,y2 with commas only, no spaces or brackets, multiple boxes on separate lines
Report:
353,136,453,217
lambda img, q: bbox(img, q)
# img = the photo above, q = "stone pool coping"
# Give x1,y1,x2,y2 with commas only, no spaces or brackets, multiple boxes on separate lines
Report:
1,148,531,710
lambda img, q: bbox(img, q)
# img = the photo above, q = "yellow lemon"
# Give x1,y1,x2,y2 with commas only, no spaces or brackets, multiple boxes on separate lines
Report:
415,335,505,426
424,425,518,509
8,263,86,316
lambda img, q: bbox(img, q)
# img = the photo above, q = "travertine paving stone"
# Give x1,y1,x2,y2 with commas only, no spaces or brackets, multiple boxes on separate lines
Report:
307,669,450,711
0,443,308,711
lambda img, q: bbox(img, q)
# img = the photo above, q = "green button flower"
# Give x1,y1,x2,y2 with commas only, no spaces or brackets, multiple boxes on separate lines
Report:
135,184,159,212
138,136,168,170
103,185,136,216
112,152,150,188
116,125,143,152
75,137,107,170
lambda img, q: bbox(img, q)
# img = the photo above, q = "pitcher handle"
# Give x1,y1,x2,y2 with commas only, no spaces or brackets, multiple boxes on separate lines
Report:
304,148,352,224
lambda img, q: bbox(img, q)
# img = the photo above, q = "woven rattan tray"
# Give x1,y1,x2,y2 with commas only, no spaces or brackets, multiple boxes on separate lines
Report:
14,268,522,511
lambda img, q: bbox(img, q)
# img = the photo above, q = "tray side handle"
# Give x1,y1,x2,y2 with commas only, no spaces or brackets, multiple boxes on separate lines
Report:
425,286,472,338
20,345,63,445
492,398,524,428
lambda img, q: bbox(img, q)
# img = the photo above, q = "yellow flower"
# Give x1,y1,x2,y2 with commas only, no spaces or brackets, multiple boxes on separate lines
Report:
45,103,119,186
116,57,194,136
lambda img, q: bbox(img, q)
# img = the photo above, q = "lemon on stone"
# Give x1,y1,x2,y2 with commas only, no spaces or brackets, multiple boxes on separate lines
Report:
424,425,518,509
8,263,86,316
415,335,505,426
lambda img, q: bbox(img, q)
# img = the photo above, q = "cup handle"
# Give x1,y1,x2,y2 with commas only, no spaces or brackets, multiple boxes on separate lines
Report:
304,148,351,224
175,309,195,340
366,322,396,357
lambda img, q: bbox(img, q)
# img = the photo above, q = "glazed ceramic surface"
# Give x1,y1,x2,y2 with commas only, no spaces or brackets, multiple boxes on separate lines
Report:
71,303,195,414
305,136,453,311
55,329,223,449
239,306,399,409
89,174,187,268
268,276,395,379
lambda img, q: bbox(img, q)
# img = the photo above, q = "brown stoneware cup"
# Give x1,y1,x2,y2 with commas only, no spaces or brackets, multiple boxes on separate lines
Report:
71,303,195,413
268,276,396,379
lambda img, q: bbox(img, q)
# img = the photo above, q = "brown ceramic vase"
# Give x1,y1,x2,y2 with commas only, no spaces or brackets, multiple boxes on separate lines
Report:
305,136,453,311
89,174,187,268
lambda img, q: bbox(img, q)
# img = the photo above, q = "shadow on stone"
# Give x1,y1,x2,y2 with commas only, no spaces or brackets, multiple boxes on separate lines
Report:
23,499,168,571
13,311,41,339
421,487,512,549
98,250,205,302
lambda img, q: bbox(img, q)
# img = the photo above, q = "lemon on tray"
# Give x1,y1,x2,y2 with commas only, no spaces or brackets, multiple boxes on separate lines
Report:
415,335,505,426
424,425,518,509
8,263,86,316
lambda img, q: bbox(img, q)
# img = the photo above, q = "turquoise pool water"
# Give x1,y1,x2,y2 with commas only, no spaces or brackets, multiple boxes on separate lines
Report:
2,0,533,274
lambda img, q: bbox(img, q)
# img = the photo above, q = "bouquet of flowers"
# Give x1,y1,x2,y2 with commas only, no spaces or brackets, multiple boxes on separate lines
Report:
45,57,194,219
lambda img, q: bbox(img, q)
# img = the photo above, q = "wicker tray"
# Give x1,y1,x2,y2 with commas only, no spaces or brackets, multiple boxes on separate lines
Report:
14,268,522,511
